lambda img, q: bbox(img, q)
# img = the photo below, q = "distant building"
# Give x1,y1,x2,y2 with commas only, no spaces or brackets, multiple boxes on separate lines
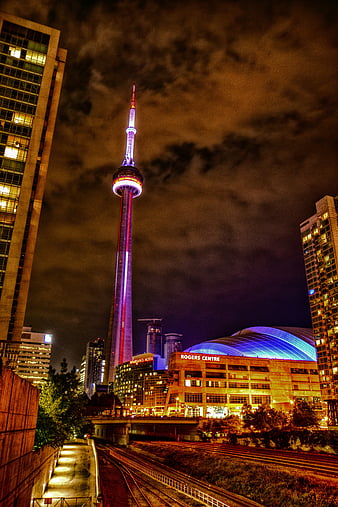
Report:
167,351,321,418
84,338,105,399
79,355,86,392
112,327,323,420
0,13,66,348
114,353,169,416
300,195,338,426
9,326,52,386
138,318,163,356
164,332,182,366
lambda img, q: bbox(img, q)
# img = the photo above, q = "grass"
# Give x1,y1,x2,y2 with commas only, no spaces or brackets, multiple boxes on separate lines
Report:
130,442,338,507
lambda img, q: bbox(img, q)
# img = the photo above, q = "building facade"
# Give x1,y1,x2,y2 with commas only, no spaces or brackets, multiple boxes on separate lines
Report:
105,85,143,384
84,337,105,399
300,195,338,426
15,326,52,386
112,350,322,420
114,353,169,416
0,13,66,348
164,332,182,367
166,352,321,418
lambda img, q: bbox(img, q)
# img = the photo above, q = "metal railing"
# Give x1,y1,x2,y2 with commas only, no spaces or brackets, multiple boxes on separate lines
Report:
147,468,232,507
32,497,93,507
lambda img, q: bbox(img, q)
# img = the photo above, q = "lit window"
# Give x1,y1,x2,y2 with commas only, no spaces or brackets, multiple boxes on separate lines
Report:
4,146,19,159
13,112,34,127
0,185,10,196
9,46,21,58
25,50,46,66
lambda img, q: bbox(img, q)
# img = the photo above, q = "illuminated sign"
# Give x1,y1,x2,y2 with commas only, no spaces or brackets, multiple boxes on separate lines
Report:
130,356,153,365
180,353,220,362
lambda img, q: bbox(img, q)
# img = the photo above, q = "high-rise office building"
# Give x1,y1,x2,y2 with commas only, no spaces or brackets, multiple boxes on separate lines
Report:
84,337,105,399
105,85,143,384
13,325,52,386
0,13,66,355
139,318,163,356
164,332,182,366
300,195,338,426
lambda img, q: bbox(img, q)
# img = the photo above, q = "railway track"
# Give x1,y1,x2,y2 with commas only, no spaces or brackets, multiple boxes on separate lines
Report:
148,441,338,478
97,443,263,507
98,445,199,506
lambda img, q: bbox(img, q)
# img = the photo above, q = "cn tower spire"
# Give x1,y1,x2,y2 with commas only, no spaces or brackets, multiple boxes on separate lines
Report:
122,83,137,167
105,84,144,384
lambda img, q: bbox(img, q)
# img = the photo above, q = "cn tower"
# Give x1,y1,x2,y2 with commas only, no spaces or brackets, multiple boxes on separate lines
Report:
105,84,143,384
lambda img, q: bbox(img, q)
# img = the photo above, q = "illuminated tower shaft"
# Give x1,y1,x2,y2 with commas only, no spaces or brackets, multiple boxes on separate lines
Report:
107,85,143,383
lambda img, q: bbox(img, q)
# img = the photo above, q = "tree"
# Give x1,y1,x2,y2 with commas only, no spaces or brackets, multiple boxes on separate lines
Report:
221,414,243,434
242,404,289,431
34,359,91,449
291,399,319,428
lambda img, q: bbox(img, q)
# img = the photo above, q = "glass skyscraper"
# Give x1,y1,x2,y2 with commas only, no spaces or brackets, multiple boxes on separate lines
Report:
0,13,66,359
300,195,338,426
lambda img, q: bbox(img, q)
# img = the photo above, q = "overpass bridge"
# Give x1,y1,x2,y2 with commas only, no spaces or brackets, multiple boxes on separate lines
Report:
90,416,201,445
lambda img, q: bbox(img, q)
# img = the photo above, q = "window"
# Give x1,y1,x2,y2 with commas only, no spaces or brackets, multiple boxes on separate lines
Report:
206,371,226,379
229,395,249,404
291,368,308,374
228,364,248,371
185,393,202,403
250,365,269,372
185,379,202,387
252,395,271,405
251,383,270,390
13,112,34,126
229,382,249,389
205,362,226,369
9,46,21,58
206,394,227,404
169,393,178,404
25,50,46,66
206,380,221,388
185,370,202,378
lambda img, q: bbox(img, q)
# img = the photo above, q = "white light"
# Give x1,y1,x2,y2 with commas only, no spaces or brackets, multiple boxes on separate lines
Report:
44,334,52,343
112,177,142,197
0,185,10,195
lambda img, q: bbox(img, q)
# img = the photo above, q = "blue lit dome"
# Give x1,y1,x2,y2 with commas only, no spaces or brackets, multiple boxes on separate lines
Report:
185,326,316,361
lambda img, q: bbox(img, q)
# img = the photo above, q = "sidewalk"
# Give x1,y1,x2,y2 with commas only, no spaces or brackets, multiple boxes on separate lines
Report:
42,439,100,506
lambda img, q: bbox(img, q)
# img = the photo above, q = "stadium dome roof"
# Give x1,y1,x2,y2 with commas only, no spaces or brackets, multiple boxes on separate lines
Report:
185,326,316,361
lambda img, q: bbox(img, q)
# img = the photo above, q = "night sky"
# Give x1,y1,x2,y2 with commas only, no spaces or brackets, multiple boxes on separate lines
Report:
1,0,337,368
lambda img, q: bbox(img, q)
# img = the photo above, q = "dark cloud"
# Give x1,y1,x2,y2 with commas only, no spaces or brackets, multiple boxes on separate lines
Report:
1,0,337,367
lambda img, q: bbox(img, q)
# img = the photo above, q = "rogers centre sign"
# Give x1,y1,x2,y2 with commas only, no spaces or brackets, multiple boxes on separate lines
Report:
180,353,220,362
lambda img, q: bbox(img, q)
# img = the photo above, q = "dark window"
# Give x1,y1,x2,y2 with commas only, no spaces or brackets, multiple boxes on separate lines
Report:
228,364,248,371
185,370,202,378
250,365,269,372
205,362,226,369
185,393,202,403
291,368,308,374
206,371,226,379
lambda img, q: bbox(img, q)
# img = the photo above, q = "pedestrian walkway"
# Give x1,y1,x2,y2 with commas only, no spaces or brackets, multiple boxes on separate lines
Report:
36,439,101,507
